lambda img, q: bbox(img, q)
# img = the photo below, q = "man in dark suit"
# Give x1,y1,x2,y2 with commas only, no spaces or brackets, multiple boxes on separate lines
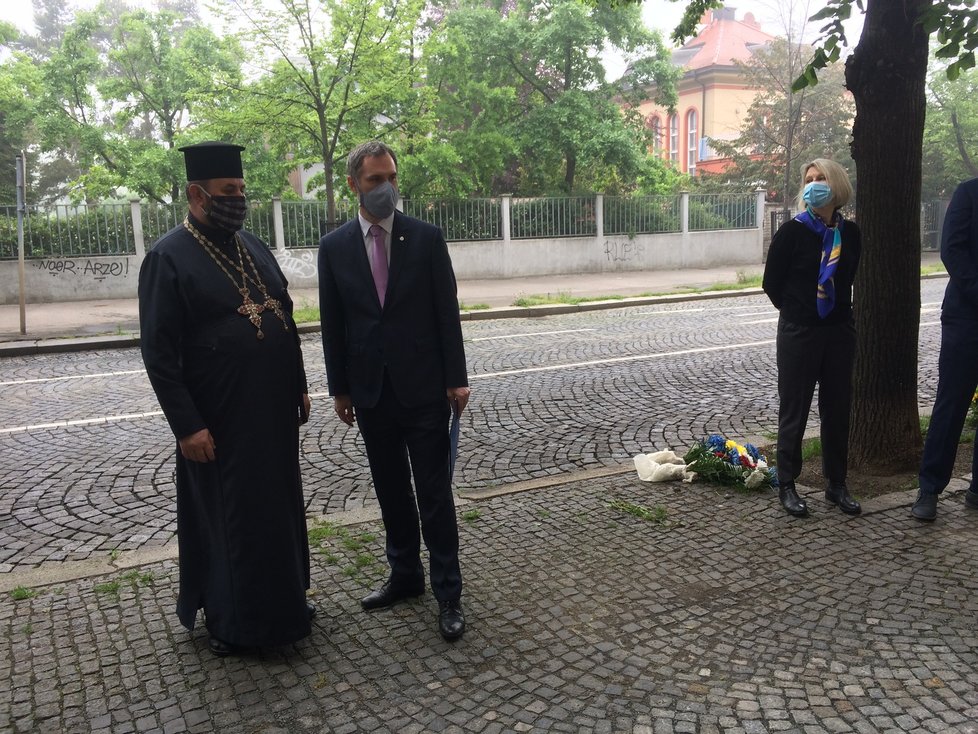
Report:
913,177,978,521
318,140,470,640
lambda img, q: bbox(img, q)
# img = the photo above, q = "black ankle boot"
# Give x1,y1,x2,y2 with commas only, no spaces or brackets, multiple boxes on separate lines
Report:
778,482,808,517
825,484,861,515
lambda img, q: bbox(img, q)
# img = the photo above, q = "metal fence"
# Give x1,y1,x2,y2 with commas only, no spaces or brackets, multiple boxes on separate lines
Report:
511,196,597,239
0,203,136,259
603,196,682,235
688,193,756,231
401,199,502,242
1,193,764,260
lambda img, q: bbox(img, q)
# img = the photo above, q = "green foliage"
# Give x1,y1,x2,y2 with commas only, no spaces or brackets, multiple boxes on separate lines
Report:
923,60,978,199
10,586,36,601
422,0,678,195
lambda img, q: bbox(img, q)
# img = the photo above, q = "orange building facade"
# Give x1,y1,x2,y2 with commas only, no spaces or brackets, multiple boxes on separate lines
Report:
639,7,775,176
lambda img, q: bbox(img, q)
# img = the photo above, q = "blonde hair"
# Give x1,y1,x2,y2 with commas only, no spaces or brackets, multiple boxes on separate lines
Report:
795,158,853,211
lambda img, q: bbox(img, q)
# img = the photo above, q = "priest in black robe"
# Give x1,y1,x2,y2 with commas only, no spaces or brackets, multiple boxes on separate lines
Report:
138,141,313,656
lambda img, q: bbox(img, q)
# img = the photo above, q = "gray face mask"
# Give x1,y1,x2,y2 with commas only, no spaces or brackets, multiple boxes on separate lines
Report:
358,181,398,220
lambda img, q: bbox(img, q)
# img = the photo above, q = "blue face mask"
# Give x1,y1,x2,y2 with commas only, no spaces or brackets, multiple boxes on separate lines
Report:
803,181,833,208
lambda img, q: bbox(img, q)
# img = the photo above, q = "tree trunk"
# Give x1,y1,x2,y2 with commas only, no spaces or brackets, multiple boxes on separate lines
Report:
845,0,930,472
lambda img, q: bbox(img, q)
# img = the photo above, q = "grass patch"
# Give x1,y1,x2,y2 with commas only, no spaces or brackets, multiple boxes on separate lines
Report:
801,438,822,461
462,509,481,523
94,580,121,597
10,586,36,601
512,292,628,307
459,301,491,311
292,305,320,324
610,499,669,525
308,519,382,584
921,263,947,276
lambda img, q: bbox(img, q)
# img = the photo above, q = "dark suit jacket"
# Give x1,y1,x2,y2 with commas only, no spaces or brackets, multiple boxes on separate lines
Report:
940,178,978,320
318,211,468,408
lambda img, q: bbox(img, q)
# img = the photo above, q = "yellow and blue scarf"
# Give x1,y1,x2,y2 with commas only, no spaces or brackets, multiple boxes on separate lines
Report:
795,206,843,318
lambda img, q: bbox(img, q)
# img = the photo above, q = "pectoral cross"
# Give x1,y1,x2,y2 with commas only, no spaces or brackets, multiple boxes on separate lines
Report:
262,296,289,330
238,289,266,339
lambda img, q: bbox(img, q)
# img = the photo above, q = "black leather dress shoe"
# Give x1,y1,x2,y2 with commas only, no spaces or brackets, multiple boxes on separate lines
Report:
438,600,465,641
306,601,317,620
911,491,938,521
825,485,861,515
778,482,808,517
208,636,239,657
361,581,424,611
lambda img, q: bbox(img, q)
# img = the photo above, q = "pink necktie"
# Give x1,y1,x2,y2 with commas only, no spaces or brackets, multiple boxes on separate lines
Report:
368,224,388,306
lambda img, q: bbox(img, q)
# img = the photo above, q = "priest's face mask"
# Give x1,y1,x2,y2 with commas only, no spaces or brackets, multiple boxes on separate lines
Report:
193,179,248,233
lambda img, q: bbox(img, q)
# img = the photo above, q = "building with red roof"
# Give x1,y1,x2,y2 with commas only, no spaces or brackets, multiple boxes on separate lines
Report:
639,6,776,175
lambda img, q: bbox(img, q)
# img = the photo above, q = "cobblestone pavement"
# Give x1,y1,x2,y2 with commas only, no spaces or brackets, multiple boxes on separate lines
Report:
2,471,978,733
0,282,948,573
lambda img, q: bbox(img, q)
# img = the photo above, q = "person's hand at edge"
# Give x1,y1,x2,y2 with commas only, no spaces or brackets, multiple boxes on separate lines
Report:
447,387,471,415
334,395,355,426
179,428,216,463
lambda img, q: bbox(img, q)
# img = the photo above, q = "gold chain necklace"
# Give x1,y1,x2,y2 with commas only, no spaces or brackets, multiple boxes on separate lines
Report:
183,218,289,340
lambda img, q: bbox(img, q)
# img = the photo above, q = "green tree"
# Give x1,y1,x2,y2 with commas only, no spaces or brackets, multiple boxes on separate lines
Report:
922,60,978,200
421,0,677,196
28,3,240,204
708,37,854,203
0,24,41,204
213,0,428,221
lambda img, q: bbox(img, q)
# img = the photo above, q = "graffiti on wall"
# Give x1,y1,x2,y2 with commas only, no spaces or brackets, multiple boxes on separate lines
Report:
32,257,133,281
604,240,645,263
277,250,317,280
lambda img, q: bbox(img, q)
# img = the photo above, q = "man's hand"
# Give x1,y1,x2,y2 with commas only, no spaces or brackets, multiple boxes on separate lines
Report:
447,386,471,415
334,395,355,425
299,393,311,424
179,428,216,463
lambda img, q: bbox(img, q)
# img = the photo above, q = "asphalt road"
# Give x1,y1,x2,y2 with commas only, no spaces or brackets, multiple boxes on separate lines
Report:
0,282,947,575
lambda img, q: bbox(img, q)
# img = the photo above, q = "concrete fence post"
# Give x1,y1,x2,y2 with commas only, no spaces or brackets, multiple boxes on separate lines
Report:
755,189,766,260
272,197,286,253
130,199,146,258
595,194,604,241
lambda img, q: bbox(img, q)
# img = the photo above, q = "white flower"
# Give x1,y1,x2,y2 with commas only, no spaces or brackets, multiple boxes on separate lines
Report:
744,469,767,490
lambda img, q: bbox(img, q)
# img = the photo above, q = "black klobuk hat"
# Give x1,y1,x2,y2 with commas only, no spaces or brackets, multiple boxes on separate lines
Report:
178,141,246,181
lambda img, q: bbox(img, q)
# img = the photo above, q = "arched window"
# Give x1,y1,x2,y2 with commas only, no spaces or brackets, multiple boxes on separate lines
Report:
648,116,662,155
686,109,698,174
669,115,679,164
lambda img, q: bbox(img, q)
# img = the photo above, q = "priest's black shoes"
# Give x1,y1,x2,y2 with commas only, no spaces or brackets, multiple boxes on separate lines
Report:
208,636,240,657
438,600,465,641
825,484,861,515
778,482,808,517
307,601,317,620
361,580,425,611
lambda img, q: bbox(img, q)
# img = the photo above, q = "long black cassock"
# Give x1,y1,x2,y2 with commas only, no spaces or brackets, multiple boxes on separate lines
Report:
139,214,311,647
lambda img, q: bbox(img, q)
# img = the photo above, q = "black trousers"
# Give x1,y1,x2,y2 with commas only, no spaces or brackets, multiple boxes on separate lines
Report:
776,316,857,486
918,317,978,495
356,373,462,602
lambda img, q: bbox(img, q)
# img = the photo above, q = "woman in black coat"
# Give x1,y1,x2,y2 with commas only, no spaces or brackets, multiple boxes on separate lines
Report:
763,158,862,517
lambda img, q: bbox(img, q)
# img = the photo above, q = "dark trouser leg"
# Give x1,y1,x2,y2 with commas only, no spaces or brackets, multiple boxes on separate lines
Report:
404,400,462,602
817,320,857,486
919,319,978,495
356,381,424,587
776,318,821,484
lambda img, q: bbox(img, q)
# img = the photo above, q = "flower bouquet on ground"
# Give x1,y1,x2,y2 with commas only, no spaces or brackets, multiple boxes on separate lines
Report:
682,434,777,491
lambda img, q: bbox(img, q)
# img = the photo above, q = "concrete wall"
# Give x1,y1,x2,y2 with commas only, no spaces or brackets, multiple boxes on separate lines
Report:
0,228,763,304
